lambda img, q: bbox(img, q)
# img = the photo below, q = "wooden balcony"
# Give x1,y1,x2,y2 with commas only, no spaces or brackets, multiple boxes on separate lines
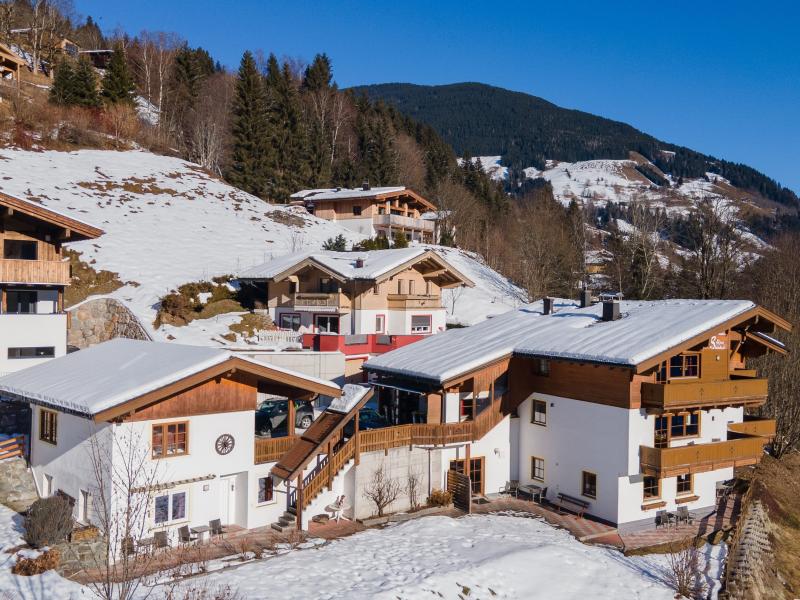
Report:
728,417,776,439
640,426,773,478
386,293,442,310
373,213,434,232
289,292,350,311
0,259,70,285
640,378,768,410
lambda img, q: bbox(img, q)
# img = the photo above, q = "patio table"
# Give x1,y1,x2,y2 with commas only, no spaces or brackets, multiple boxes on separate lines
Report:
191,525,210,543
518,484,545,503
138,537,155,554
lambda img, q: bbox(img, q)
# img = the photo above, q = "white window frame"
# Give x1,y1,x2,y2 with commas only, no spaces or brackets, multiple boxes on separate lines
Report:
153,489,188,526
410,315,432,334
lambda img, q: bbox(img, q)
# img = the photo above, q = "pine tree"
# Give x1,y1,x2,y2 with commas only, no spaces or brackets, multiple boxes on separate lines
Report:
101,43,136,105
302,53,335,187
227,50,270,198
49,58,75,105
71,56,100,108
392,231,409,248
322,234,347,251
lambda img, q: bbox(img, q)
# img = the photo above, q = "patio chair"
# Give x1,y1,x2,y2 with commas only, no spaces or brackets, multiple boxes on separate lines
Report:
655,510,668,529
178,525,198,545
210,519,226,539
154,530,169,552
676,506,694,525
499,480,519,498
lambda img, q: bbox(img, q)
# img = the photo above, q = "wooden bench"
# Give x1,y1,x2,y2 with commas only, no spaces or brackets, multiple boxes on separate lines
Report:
556,492,590,518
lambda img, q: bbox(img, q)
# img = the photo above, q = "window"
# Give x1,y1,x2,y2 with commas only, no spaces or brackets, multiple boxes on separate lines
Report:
154,490,187,524
316,315,340,334
9,346,55,359
410,315,431,333
375,314,385,333
669,354,700,379
531,400,547,426
670,412,700,438
531,457,544,481
353,205,362,216
532,358,550,376
6,290,38,314
581,471,597,499
4,239,37,260
258,476,274,503
279,313,301,331
39,409,57,445
676,474,693,496
408,280,415,295
654,416,669,448
643,476,660,500
151,422,188,458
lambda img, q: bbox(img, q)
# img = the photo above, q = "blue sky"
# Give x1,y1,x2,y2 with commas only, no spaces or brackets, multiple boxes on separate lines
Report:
75,0,800,192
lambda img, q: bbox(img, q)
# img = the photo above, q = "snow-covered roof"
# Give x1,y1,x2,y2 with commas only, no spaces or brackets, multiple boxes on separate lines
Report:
364,299,757,384
291,187,406,201
239,248,434,282
0,338,339,417
327,384,371,414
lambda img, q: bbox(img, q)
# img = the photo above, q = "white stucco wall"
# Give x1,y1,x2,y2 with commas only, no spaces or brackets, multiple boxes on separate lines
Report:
0,313,67,375
241,350,345,386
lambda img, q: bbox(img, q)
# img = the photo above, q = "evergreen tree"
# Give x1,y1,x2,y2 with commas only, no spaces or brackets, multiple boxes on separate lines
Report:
227,50,270,198
71,56,100,108
302,53,335,187
49,58,75,105
322,234,347,251
101,43,136,105
392,231,409,248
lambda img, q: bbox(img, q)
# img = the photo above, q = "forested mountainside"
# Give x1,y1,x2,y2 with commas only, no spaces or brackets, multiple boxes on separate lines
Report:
352,82,799,209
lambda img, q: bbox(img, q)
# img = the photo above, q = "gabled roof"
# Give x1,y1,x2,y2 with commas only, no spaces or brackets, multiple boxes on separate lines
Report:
0,190,103,241
0,338,340,420
364,299,791,385
291,186,436,211
239,248,474,288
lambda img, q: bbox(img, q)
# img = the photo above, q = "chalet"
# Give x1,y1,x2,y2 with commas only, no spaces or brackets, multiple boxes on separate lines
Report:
0,338,342,543
0,190,103,375
238,248,474,378
292,184,438,243
361,296,790,530
0,42,26,86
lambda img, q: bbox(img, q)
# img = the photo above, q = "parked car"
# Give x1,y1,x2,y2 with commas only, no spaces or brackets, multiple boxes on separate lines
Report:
256,399,315,436
343,406,389,437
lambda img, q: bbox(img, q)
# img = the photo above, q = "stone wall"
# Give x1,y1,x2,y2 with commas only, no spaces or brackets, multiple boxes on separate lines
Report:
0,456,38,512
53,533,108,577
68,298,151,350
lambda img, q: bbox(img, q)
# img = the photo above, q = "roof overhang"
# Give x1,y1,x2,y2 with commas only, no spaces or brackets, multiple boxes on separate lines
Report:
0,191,104,241
93,356,341,422
373,188,437,212
374,250,475,288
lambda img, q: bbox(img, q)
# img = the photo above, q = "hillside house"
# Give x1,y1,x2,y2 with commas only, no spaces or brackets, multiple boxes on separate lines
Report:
238,248,473,379
292,184,438,243
0,191,103,375
0,339,342,545
0,42,26,86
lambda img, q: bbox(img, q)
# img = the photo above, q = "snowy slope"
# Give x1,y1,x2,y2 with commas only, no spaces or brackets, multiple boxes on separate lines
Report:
0,149,525,345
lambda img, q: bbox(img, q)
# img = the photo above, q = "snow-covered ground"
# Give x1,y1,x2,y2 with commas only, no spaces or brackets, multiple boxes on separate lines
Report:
0,149,526,345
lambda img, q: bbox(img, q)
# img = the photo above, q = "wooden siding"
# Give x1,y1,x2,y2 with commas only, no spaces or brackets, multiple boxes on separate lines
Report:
640,434,770,478
125,375,256,421
640,378,768,411
0,259,70,285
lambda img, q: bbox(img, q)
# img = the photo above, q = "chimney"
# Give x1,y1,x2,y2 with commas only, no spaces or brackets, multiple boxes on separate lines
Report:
355,257,365,268
543,297,554,315
579,289,592,308
602,299,621,322
362,180,370,191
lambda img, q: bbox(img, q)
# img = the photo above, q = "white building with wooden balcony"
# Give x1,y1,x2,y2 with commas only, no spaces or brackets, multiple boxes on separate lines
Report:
238,248,474,379
0,191,103,375
291,184,438,243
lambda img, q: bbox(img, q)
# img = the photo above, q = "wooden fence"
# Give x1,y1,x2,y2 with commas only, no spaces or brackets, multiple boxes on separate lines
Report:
447,470,472,513
0,435,25,462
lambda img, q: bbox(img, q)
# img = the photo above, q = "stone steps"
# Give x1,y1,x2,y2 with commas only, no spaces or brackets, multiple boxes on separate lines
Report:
270,510,298,532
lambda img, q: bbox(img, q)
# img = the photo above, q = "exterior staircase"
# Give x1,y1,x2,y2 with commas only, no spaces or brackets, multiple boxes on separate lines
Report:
271,508,298,533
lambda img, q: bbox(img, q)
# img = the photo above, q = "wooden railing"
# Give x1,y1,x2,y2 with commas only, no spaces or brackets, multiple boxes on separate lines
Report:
254,435,298,464
640,435,768,478
290,292,349,309
728,417,776,439
373,213,434,232
0,435,25,462
0,259,70,285
291,435,356,510
386,294,442,310
640,378,768,410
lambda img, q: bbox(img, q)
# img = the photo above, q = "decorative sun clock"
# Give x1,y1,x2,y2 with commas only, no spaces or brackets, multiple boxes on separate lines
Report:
215,434,235,455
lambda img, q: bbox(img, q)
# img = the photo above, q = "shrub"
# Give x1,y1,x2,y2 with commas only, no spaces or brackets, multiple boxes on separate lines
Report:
12,549,60,576
24,496,74,548
427,489,453,507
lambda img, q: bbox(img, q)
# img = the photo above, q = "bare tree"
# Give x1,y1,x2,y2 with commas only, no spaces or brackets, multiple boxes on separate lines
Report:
666,542,706,599
405,470,422,511
362,464,401,517
189,72,233,175
131,30,180,138
444,285,465,317
86,426,161,600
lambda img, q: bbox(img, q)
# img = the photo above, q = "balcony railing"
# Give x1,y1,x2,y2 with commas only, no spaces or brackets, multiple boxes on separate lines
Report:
639,420,775,477
640,378,769,410
289,292,350,311
373,213,435,232
728,416,776,439
386,293,442,309
0,259,70,285
254,435,299,464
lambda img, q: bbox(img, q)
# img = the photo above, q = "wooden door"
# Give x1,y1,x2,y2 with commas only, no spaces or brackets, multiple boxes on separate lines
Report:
449,457,485,495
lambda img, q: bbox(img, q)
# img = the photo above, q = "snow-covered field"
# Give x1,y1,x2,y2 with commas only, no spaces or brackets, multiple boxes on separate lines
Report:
0,149,526,345
0,507,726,599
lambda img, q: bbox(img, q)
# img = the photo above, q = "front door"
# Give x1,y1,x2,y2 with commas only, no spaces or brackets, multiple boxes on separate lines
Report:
449,457,485,495
220,475,237,525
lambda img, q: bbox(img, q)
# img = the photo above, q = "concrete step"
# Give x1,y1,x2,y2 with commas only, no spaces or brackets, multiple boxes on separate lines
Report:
270,521,297,533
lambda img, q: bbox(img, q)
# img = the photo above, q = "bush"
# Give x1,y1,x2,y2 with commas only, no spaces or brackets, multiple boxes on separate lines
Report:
427,489,453,507
24,496,74,548
12,549,60,576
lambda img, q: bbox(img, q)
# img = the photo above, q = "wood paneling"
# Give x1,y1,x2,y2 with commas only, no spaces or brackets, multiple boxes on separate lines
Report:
127,376,256,421
426,393,442,424
0,259,70,285
640,378,768,411
640,435,768,478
